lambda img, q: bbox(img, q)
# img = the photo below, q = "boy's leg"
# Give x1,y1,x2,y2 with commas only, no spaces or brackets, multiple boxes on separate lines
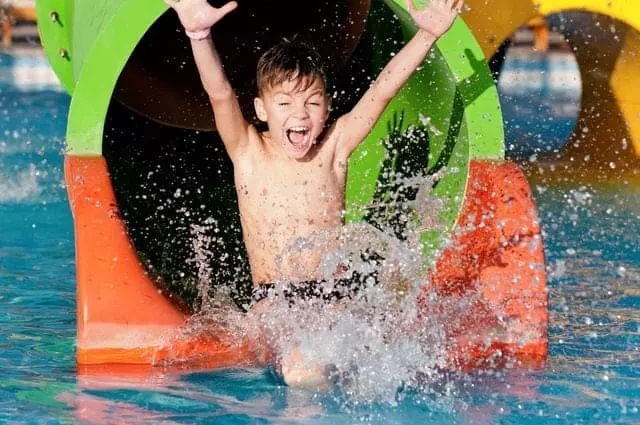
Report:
248,294,334,390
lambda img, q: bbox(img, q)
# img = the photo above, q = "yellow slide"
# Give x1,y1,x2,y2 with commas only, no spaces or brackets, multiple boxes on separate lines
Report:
463,0,640,185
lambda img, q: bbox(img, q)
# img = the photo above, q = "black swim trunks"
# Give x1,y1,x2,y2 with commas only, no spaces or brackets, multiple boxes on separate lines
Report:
250,269,380,306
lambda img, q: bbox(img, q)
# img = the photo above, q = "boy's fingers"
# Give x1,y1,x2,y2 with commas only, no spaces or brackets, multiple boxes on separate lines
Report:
454,0,464,12
218,0,238,16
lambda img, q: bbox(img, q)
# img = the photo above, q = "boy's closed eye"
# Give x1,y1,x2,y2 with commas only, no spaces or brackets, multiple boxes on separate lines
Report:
306,96,323,106
274,94,292,105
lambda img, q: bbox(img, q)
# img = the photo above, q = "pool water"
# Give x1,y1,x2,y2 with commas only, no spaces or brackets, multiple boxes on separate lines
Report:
0,64,639,423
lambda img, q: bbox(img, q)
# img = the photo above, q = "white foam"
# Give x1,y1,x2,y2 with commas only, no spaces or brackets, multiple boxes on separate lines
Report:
183,168,460,404
0,55,63,92
0,163,42,203
244,172,450,403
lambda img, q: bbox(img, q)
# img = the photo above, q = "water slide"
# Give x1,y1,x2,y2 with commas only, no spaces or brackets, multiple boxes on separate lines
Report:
463,0,640,185
36,0,547,370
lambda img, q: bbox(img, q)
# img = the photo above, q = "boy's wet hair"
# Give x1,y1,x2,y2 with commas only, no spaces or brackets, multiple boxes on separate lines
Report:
256,38,328,95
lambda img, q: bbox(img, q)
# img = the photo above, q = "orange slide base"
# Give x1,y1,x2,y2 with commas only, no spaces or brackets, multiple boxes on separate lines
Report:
66,156,547,371
66,156,262,368
429,160,548,370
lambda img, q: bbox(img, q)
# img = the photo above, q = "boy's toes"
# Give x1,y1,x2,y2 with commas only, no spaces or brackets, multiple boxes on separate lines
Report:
282,364,331,390
281,350,332,390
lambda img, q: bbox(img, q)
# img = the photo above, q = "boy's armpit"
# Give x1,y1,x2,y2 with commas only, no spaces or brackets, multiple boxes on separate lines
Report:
332,112,375,162
225,124,260,160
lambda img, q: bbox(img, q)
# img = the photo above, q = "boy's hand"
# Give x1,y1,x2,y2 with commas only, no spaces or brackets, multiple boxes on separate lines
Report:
165,0,237,32
405,0,463,39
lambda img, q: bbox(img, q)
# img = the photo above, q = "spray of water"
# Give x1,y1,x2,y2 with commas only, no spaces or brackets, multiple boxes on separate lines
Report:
237,171,451,404
178,136,460,404
184,217,248,342
0,164,42,203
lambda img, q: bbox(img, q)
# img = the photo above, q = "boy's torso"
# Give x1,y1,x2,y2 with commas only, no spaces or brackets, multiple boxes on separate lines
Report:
233,128,347,284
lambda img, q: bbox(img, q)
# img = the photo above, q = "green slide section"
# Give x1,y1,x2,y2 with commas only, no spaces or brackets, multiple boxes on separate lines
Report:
37,0,504,287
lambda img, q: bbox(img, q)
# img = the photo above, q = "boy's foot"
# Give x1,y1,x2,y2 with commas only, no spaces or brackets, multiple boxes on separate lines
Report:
280,347,332,390
249,298,333,390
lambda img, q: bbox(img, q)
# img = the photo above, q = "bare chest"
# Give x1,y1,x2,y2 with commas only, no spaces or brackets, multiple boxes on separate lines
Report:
235,155,346,228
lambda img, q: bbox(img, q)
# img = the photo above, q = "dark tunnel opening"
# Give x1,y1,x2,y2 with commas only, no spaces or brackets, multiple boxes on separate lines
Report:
112,0,371,130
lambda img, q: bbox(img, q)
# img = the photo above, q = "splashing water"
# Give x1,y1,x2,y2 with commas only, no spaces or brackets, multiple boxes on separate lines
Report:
189,217,221,310
186,217,248,338
0,164,42,203
180,170,457,404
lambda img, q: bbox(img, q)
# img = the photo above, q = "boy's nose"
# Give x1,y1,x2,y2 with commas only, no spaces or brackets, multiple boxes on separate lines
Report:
294,105,310,118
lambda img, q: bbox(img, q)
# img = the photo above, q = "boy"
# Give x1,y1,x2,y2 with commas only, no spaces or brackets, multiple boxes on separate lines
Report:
166,0,463,385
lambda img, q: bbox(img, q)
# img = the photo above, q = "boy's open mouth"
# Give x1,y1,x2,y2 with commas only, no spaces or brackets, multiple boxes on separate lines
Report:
285,126,311,149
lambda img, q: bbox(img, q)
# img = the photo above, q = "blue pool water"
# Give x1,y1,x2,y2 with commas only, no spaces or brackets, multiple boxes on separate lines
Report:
0,58,639,423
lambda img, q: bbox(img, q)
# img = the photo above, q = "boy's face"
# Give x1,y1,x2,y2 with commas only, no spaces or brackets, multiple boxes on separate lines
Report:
254,76,330,160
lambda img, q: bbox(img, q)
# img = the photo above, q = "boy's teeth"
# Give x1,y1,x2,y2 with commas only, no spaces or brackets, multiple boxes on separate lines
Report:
287,127,309,147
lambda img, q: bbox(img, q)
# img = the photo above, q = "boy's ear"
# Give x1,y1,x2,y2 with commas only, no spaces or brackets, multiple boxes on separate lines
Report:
254,97,268,122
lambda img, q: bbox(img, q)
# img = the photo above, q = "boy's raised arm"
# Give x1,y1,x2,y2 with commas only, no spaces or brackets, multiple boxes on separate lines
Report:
335,0,463,161
166,0,250,159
